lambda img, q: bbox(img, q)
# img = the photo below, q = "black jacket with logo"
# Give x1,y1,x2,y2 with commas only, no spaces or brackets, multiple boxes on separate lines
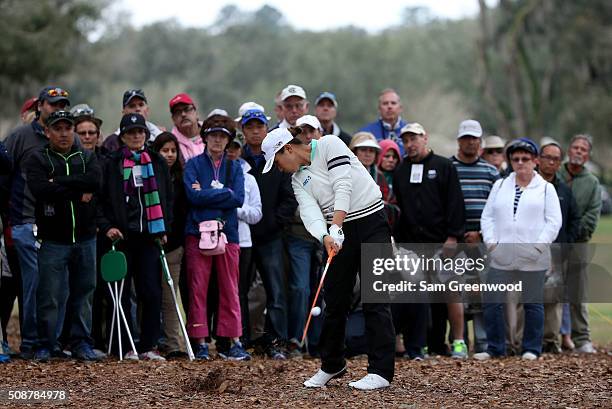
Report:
393,151,465,243
26,144,101,243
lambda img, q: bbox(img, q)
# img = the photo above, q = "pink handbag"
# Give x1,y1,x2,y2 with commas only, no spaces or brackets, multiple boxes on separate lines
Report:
198,220,227,256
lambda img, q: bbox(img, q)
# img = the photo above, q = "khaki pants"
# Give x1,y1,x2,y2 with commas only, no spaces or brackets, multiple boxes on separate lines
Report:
567,244,591,347
160,247,185,353
543,303,562,346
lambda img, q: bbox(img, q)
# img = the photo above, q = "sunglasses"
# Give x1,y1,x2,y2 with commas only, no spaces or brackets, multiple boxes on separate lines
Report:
485,148,503,154
72,107,94,118
47,88,69,97
510,156,532,164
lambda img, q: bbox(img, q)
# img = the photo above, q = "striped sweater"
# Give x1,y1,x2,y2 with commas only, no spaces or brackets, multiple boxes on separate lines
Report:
292,135,384,242
451,156,500,232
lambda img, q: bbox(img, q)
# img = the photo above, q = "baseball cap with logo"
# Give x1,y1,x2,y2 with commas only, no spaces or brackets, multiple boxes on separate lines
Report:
241,109,269,126
39,86,70,105
119,113,148,136
315,92,338,107
123,89,147,107
296,115,322,131
280,84,307,101
45,110,74,127
457,119,483,138
261,128,294,174
400,123,426,136
169,93,196,112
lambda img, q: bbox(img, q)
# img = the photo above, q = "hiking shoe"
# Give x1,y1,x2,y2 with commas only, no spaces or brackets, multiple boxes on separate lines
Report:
575,342,596,354
304,366,347,388
0,353,10,363
285,340,303,359
195,344,210,360
265,340,286,360
451,340,468,359
124,350,140,361
139,350,166,361
349,373,390,390
473,352,492,361
220,341,251,361
542,342,561,354
92,348,107,359
18,350,35,360
2,340,15,356
521,352,538,360
51,349,71,359
73,344,101,362
165,350,188,360
35,348,50,363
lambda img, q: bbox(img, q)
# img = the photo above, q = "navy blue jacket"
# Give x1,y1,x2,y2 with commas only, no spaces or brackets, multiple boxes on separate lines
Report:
183,152,244,244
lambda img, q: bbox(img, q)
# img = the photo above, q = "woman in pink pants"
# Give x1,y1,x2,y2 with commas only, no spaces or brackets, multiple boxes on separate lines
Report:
183,114,247,360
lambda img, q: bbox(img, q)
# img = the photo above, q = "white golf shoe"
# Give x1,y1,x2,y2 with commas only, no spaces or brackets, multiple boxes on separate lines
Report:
303,366,347,388
348,373,390,390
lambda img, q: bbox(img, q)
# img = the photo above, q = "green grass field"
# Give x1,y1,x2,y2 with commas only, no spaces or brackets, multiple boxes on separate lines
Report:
589,215,612,345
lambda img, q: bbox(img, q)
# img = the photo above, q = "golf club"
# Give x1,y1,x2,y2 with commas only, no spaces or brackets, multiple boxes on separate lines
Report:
301,250,335,346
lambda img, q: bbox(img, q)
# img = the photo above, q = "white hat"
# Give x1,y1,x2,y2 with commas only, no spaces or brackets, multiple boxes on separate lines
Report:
352,138,381,150
262,128,294,174
280,84,307,101
457,119,483,138
296,115,322,131
235,101,270,121
400,122,426,136
483,135,505,149
206,108,228,119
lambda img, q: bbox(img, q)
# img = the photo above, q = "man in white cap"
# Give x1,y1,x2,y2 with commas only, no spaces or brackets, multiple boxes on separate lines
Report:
314,92,351,146
260,128,395,390
451,119,500,357
277,84,308,129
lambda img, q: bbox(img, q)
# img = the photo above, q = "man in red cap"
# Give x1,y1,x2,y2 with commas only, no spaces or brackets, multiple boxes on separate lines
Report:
169,93,204,162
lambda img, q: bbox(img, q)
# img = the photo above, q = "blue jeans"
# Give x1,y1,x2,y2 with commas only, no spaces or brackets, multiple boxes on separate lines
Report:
252,238,287,341
560,303,571,335
483,268,545,356
285,235,317,342
37,239,96,350
11,224,39,352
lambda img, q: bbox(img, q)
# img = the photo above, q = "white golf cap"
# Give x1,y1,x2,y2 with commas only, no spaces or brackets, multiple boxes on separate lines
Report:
400,122,426,136
353,138,381,150
350,132,381,151
262,128,294,174
296,115,322,131
457,119,483,138
280,84,307,101
235,101,270,121
206,108,228,119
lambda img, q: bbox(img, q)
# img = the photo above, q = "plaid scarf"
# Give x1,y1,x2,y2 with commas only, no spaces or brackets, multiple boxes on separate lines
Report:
122,147,166,234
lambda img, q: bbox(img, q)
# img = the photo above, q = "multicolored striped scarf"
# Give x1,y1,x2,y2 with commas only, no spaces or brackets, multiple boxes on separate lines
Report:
122,146,166,234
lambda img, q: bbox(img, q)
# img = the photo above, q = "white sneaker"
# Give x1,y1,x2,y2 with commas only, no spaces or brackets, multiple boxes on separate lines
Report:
139,350,166,361
473,352,492,361
124,350,139,361
575,342,596,354
521,352,538,360
303,366,346,388
348,374,390,390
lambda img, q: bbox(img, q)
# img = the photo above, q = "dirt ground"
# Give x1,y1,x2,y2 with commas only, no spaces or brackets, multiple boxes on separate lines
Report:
1,349,611,408
2,317,611,408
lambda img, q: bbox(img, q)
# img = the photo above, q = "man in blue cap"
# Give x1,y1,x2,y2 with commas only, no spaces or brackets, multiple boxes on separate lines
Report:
2,86,71,360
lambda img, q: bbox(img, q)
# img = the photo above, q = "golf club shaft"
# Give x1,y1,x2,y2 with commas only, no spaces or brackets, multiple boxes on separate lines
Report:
301,252,335,345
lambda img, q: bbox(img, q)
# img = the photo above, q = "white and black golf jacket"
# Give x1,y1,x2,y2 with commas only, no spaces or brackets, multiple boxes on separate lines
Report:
291,135,384,242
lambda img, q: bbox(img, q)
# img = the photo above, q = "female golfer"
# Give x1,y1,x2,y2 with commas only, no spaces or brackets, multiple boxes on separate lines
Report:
261,128,395,390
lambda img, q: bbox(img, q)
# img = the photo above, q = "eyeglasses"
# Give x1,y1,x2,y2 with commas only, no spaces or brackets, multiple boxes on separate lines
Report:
77,130,99,136
510,156,532,164
46,88,69,97
172,105,195,117
485,148,503,154
283,102,305,111
539,154,561,163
